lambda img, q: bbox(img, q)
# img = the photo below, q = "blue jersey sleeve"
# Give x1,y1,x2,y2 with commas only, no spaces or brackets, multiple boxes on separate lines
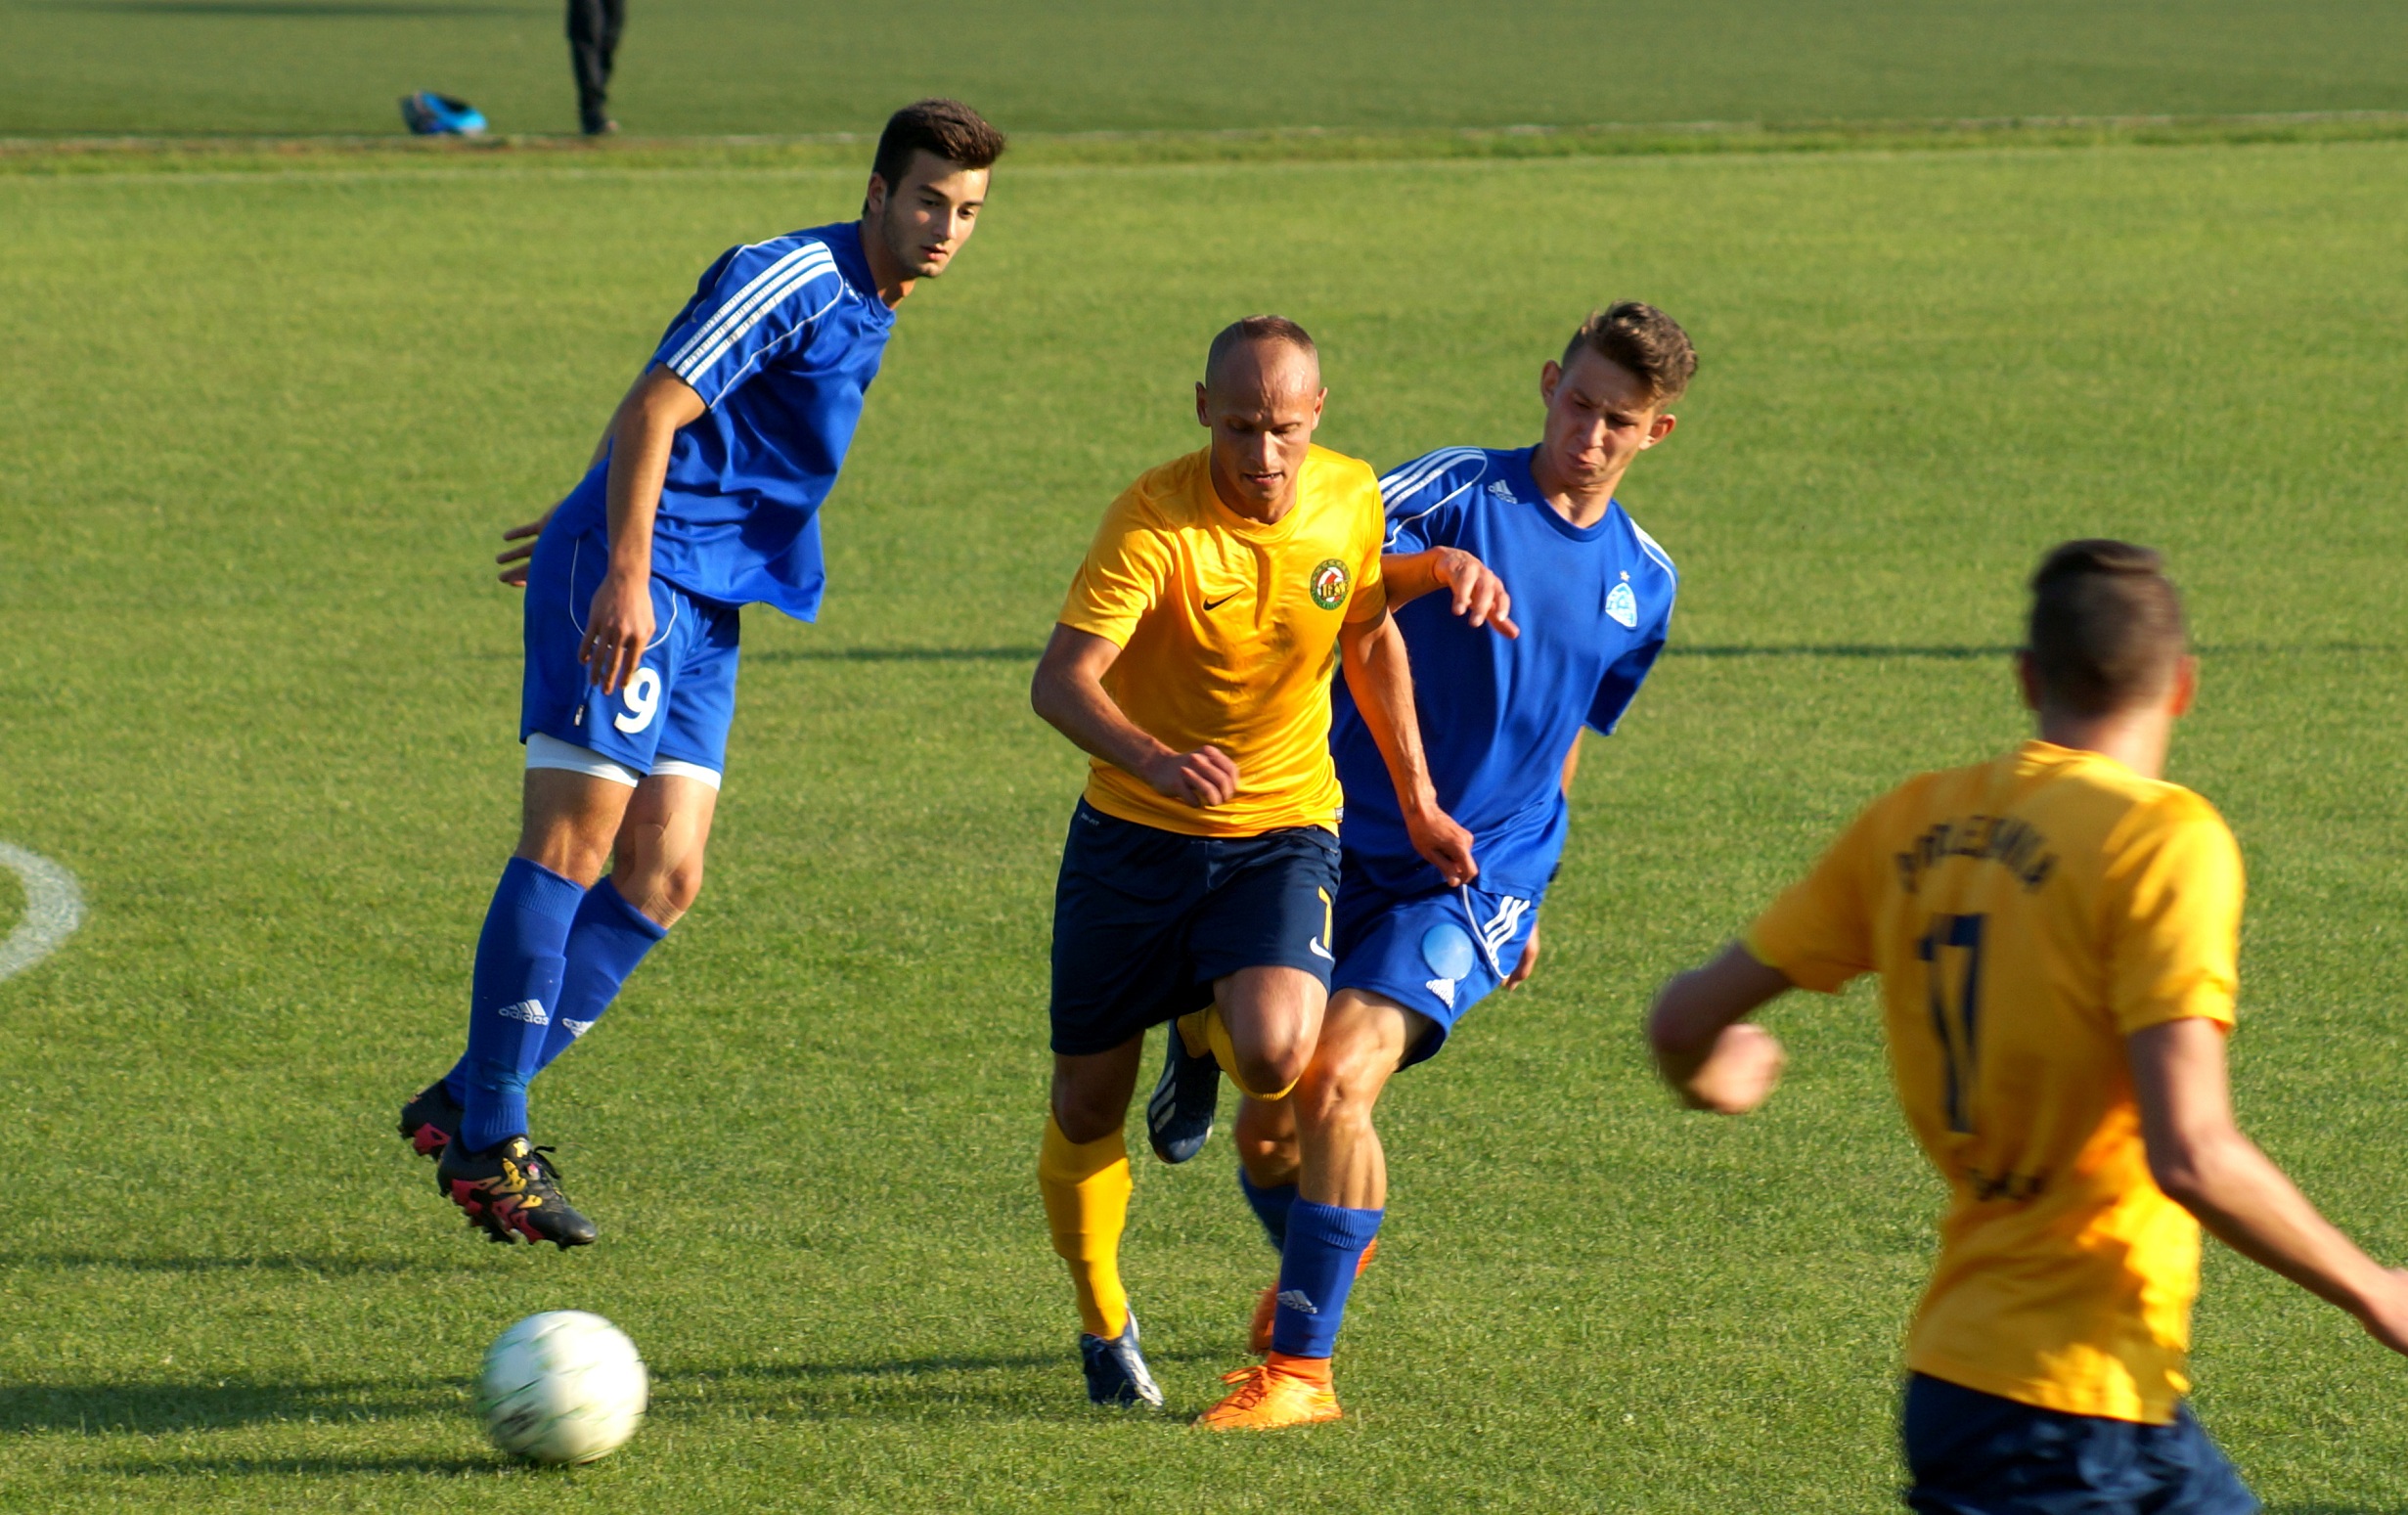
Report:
652,238,849,409
1376,447,1490,552
1589,523,1678,734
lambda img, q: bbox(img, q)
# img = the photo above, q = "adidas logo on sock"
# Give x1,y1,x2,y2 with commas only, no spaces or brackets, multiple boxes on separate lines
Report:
1276,1289,1317,1314
497,1000,549,1025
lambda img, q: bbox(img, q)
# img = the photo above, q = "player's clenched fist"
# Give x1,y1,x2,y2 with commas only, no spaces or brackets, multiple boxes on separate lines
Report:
1677,1022,1785,1114
1141,744,1240,808
580,570,654,695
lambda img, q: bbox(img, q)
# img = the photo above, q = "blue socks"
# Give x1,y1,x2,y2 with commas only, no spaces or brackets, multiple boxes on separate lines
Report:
1271,1200,1385,1359
444,872,671,1144
535,878,666,1074
456,857,586,1153
1239,1170,1298,1252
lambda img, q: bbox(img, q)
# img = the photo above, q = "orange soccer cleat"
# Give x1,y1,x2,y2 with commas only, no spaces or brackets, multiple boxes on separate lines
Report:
1192,1353,1342,1431
1249,1236,1378,1354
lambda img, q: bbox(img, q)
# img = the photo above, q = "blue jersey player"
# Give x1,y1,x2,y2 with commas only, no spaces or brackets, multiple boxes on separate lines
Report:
395,101,1007,1247
1196,304,1696,1428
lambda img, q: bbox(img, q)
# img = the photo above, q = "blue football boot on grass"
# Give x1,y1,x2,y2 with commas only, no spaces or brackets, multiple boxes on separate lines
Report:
1081,1311,1163,1408
1146,1017,1221,1164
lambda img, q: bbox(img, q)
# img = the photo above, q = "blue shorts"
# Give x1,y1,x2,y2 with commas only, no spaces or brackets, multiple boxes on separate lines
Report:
1330,855,1538,1069
1902,1374,2257,1515
1048,801,1342,1057
519,520,741,779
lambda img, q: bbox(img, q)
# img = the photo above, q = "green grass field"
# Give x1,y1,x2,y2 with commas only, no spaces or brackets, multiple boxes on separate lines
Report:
8,0,2408,139
5,27,2408,1514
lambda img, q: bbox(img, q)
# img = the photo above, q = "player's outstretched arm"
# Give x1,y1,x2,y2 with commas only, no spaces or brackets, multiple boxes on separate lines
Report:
1645,943,1792,1113
1337,609,1475,884
1379,549,1519,638
2129,1018,2408,1355
1029,624,1238,807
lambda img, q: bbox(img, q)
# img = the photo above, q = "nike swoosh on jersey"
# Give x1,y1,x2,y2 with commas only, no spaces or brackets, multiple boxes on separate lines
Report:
1203,593,1240,611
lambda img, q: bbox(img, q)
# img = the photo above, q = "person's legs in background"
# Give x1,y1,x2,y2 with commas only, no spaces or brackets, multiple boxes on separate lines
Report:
566,0,626,135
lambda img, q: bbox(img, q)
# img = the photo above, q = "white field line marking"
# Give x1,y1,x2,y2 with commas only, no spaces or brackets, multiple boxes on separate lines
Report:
0,842,85,982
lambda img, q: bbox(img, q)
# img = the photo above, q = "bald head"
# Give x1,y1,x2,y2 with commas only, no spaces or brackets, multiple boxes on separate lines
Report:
1204,315,1320,398
1193,315,1327,523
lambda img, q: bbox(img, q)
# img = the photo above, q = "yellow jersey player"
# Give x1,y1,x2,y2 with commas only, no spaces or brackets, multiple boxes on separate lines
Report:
1030,316,1475,1408
1645,540,2408,1513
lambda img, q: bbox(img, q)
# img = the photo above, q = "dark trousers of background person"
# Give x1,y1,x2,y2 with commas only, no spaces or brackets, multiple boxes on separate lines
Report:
567,0,626,134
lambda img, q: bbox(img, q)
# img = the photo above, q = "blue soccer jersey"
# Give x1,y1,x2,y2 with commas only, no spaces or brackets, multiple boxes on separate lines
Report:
1330,446,1676,897
553,220,895,619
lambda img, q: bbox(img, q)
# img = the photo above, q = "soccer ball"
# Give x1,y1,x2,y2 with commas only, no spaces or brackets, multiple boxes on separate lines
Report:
477,1311,648,1465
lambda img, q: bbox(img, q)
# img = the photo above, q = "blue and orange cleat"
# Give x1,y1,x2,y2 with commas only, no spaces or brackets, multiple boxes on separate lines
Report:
1193,1353,1342,1431
1080,1311,1163,1408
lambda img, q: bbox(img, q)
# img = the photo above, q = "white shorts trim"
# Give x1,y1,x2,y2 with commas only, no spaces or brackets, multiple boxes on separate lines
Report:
649,758,723,790
526,733,641,786
524,733,722,790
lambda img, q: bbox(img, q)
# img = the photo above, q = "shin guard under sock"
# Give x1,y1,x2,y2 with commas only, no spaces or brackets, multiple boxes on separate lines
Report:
1239,1169,1299,1253
1038,1115,1133,1340
532,877,666,1073
456,857,585,1152
1270,1199,1385,1359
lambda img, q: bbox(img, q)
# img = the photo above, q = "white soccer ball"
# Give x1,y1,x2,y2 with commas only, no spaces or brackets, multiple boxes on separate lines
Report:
477,1311,648,1465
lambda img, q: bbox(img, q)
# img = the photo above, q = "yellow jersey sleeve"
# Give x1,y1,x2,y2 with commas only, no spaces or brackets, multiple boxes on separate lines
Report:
2102,793,2244,1036
1057,492,1172,648
1343,489,1388,624
1745,793,1888,994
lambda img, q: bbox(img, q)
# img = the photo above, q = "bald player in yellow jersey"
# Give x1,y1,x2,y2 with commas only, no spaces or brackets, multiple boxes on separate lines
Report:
1646,540,2408,1513
1030,316,1475,1408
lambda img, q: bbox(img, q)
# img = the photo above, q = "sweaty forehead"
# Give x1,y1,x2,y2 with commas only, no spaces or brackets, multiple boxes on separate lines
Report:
1206,338,1320,401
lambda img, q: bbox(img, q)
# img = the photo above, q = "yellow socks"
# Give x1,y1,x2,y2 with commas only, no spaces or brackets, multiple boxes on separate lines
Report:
1038,1114,1132,1340
1177,1005,1301,1101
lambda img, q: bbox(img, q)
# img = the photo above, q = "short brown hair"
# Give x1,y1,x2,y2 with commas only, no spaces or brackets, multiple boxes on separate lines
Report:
1564,302,1697,406
2026,540,2188,715
871,99,1006,189
1205,314,1319,386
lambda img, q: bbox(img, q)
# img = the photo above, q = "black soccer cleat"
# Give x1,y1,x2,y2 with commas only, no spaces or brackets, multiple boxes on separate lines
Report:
397,1079,463,1159
1080,1311,1163,1408
435,1135,598,1249
1145,1019,1221,1164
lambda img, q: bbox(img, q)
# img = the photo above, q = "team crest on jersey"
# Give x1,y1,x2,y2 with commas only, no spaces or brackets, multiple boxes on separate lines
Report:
1310,558,1350,611
1605,581,1639,629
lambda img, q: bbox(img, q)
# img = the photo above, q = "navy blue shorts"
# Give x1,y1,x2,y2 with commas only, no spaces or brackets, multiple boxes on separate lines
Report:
1329,855,1538,1070
520,517,741,779
1048,801,1342,1057
1902,1373,2257,1515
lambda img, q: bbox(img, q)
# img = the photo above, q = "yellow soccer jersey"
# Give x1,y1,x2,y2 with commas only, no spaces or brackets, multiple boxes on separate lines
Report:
1746,739,2244,1424
1058,445,1388,838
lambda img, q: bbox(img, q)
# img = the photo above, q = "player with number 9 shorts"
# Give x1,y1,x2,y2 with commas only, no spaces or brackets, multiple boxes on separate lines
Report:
393,101,1006,1249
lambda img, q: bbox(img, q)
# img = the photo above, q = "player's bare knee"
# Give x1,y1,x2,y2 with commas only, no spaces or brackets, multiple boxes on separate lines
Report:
1238,1037,1312,1099
656,858,705,918
1052,1092,1123,1146
1295,1057,1380,1133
